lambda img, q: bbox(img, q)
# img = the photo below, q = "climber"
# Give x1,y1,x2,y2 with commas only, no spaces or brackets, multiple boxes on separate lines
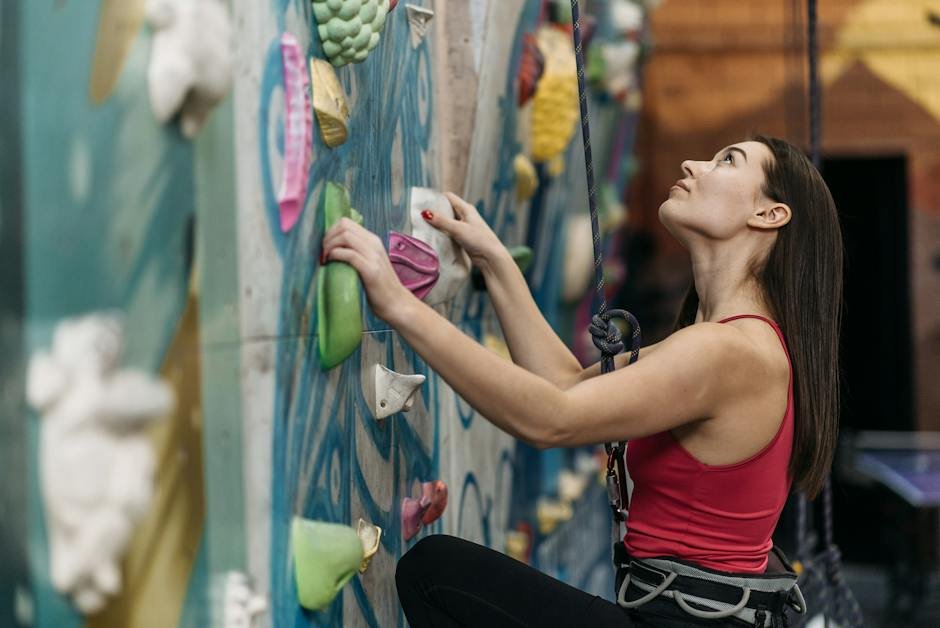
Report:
320,135,841,626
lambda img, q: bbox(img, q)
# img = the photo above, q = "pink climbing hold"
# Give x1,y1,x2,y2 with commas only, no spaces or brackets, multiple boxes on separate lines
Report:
420,480,448,525
389,0,399,11
388,231,440,300
401,495,432,541
277,33,313,233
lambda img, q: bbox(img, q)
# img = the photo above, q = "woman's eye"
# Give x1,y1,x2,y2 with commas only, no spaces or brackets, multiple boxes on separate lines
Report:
722,152,734,164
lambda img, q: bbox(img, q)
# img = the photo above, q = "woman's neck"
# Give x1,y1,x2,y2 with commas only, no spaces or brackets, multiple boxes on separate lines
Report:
690,247,772,323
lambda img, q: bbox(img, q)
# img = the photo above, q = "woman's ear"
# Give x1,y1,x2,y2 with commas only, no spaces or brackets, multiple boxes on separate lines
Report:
748,202,792,230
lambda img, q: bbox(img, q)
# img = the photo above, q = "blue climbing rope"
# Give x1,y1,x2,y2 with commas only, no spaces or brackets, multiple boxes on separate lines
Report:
568,0,641,525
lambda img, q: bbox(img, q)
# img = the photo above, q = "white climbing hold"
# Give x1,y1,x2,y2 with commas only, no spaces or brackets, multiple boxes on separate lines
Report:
145,0,233,138
408,187,471,306
222,571,267,628
561,212,594,304
26,312,174,614
372,364,426,419
404,4,434,48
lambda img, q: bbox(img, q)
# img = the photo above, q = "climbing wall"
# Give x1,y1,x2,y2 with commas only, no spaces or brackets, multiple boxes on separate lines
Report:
3,0,646,626
236,2,538,625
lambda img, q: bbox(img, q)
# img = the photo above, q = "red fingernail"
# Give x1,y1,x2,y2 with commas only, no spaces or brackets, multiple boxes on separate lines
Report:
421,210,434,221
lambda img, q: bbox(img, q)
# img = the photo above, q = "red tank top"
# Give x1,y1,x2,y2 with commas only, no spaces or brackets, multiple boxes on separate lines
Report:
623,315,794,573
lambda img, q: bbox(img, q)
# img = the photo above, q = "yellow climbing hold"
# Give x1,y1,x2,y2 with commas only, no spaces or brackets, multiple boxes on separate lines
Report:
513,153,539,201
310,58,350,148
530,26,579,164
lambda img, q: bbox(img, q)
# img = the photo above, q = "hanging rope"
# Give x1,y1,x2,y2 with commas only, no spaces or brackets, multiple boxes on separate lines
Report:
808,0,821,170
568,0,641,528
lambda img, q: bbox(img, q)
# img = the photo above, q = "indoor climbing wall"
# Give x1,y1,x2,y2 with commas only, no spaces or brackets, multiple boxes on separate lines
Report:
3,0,646,626
235,2,537,625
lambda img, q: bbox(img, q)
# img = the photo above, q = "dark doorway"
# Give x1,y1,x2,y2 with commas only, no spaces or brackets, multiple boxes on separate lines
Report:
824,155,915,566
826,155,914,434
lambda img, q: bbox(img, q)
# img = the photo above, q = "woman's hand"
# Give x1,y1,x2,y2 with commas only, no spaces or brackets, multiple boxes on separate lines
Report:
423,192,509,275
321,218,418,325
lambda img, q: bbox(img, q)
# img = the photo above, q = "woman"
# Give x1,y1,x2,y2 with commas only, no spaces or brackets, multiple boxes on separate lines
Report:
321,135,842,626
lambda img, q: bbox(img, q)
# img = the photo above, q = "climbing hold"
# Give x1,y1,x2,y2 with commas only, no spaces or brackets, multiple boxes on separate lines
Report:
26,313,174,614
356,518,382,574
513,153,539,201
611,0,645,35
561,212,594,304
505,522,534,563
388,231,440,300
372,364,426,419
317,182,364,369
420,480,448,525
312,0,392,67
310,58,350,148
145,0,234,139
516,33,545,107
404,4,434,48
471,245,534,290
401,495,432,541
408,188,471,305
291,517,364,610
600,183,628,233
509,246,535,274
530,25,579,163
278,33,313,233
596,41,641,105
222,571,267,628
536,497,573,535
89,0,147,104
558,469,589,504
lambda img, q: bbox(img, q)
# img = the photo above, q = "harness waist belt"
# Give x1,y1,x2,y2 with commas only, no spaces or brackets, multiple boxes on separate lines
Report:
613,543,806,628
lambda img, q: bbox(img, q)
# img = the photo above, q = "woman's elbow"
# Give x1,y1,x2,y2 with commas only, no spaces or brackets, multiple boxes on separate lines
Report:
528,416,573,450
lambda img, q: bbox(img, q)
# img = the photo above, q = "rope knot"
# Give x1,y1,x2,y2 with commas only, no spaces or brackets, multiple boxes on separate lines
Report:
589,313,624,357
589,309,641,363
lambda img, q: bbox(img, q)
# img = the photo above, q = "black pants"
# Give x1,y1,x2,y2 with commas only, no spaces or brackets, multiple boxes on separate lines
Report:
397,535,762,627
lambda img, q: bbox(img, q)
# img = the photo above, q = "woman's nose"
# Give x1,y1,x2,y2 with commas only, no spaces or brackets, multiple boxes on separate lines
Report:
681,160,695,177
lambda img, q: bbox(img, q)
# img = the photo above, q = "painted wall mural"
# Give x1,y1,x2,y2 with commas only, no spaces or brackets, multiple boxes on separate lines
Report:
5,0,647,626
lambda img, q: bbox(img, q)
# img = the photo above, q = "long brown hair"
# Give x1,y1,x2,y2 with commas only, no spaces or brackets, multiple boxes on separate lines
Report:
673,135,843,499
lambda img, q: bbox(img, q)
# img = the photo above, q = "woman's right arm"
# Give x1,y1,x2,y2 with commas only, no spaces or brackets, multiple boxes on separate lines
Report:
429,193,663,389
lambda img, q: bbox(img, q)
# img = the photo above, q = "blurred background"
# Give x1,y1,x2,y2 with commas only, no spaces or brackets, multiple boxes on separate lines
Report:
1,0,938,626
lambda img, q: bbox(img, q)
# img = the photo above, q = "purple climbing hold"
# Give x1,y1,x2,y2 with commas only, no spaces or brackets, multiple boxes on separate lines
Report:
388,231,440,300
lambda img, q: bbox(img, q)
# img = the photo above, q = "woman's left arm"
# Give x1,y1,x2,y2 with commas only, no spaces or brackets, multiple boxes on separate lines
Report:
391,298,751,448
322,218,754,448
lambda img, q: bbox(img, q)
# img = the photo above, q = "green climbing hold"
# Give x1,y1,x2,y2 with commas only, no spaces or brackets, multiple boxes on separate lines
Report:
292,517,364,610
317,182,364,370
312,0,391,67
509,246,534,274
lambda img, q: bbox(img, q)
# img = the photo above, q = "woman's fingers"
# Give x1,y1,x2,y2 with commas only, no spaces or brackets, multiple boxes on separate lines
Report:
444,192,481,224
322,217,380,252
323,245,371,276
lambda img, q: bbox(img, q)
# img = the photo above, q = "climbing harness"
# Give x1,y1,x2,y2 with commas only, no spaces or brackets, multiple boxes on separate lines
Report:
613,543,807,627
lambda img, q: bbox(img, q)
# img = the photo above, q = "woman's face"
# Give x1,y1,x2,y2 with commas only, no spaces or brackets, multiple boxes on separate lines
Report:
659,140,775,244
